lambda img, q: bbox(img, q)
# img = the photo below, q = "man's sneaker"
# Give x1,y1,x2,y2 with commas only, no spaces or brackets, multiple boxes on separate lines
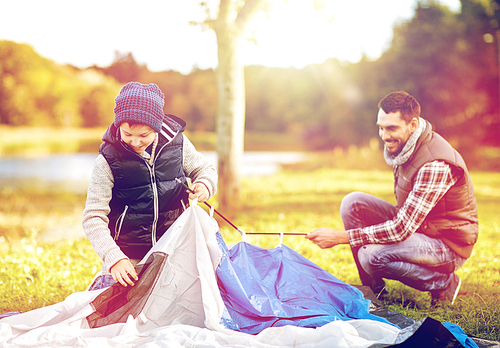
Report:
431,273,461,307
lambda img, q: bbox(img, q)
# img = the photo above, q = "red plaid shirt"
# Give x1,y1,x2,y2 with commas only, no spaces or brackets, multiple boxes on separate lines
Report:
347,161,458,248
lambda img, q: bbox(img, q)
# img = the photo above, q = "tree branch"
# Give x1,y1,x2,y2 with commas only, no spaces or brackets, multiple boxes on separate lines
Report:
218,0,231,23
235,0,266,31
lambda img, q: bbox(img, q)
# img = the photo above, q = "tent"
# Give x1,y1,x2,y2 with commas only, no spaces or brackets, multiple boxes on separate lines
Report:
0,202,490,347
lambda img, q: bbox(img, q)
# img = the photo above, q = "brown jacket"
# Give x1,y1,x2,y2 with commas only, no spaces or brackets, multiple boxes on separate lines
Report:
394,120,478,258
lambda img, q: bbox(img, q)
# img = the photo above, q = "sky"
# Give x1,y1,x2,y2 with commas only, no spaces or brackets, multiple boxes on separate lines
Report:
0,0,461,75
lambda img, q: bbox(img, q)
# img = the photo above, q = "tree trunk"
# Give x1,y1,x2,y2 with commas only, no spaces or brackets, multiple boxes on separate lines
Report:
215,27,245,213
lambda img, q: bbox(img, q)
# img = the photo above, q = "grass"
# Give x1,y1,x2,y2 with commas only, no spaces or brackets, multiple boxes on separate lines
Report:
0,166,499,342
0,126,105,155
0,126,498,341
0,235,99,313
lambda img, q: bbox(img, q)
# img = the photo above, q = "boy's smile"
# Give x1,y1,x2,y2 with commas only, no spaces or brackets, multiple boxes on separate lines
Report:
119,122,156,154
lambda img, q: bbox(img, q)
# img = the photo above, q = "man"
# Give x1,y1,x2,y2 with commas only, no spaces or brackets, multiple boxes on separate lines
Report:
306,91,478,306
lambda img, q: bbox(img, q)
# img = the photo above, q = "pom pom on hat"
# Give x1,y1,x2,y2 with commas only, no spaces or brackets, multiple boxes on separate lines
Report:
114,82,165,133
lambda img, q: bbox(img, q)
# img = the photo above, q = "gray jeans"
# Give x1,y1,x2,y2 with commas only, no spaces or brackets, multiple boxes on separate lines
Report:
340,192,465,293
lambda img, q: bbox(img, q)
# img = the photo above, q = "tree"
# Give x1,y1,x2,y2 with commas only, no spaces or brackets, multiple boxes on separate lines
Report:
468,0,500,145
100,51,147,84
0,41,52,126
201,0,267,212
197,0,336,212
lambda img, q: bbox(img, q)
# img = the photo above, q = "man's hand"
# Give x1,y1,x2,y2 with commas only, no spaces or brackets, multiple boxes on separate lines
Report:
110,259,138,287
189,182,209,203
305,227,349,249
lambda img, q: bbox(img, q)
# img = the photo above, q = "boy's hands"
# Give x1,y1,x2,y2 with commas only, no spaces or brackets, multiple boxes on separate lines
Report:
189,182,209,203
110,259,138,287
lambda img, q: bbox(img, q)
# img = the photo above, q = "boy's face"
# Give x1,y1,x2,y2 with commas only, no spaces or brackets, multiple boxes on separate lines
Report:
119,122,156,154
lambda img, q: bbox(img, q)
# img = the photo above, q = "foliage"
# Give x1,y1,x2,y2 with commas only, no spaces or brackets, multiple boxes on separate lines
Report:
0,41,120,128
371,1,498,149
1,1,498,154
0,167,499,342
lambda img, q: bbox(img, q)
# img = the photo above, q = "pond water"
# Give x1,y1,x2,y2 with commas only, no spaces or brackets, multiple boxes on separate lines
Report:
0,152,307,193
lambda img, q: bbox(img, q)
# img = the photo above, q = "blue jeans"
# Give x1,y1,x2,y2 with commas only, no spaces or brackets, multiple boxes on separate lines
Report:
89,275,116,291
340,192,465,293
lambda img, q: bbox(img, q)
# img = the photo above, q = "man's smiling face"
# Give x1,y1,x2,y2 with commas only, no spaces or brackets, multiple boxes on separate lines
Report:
377,109,418,156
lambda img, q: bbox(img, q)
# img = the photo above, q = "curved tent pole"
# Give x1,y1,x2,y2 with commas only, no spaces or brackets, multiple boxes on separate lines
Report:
175,178,306,237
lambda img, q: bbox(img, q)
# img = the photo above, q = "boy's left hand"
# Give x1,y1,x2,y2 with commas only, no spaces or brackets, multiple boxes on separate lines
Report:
189,183,209,203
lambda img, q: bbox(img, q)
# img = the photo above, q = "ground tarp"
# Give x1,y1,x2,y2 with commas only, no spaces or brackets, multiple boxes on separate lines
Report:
0,202,489,347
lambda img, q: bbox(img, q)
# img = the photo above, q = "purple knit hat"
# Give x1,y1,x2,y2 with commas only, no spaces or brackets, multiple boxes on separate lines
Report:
113,82,165,133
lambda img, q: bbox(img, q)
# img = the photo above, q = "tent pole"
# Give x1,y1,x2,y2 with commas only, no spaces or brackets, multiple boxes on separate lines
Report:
175,178,306,236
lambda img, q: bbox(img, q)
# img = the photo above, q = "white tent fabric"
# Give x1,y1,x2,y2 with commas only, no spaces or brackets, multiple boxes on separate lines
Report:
0,202,402,348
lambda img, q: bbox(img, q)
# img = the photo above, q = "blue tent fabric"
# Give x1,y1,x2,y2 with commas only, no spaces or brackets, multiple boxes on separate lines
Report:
215,232,395,334
443,322,480,348
390,317,470,347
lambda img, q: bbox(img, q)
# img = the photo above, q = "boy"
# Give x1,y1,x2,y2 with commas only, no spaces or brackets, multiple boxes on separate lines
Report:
83,82,217,289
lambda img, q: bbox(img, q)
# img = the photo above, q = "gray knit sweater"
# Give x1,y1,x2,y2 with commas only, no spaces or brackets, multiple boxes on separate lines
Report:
82,134,217,275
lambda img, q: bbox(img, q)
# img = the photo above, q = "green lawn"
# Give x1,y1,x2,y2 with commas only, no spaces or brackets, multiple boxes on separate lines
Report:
0,168,499,342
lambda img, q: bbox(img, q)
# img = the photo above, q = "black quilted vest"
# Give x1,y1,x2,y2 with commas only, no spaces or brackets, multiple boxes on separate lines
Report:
100,115,189,259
